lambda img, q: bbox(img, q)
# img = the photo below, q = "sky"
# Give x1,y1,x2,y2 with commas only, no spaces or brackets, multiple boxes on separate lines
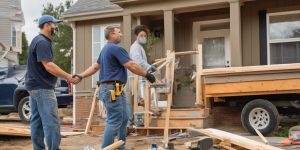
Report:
21,0,77,43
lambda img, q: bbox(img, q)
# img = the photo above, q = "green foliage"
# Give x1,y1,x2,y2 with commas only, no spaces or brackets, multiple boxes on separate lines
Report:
41,0,73,73
19,32,28,65
143,32,159,55
275,126,290,137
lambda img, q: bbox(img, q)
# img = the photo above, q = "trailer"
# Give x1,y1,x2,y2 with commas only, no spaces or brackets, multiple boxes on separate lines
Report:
200,63,300,135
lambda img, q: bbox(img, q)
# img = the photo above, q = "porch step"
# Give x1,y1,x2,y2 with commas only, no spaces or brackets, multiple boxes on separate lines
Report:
150,117,206,128
160,108,207,118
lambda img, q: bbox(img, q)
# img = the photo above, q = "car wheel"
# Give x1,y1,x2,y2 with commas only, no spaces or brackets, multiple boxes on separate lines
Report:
18,96,31,123
241,99,279,135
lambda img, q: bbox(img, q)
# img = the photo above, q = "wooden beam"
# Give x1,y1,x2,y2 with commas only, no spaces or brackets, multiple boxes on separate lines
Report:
202,63,300,76
102,140,125,150
195,44,204,106
163,50,175,147
152,58,166,66
189,128,282,150
175,51,198,56
0,125,30,137
204,78,300,96
133,75,139,114
144,81,150,131
254,128,269,145
84,87,99,134
203,72,300,84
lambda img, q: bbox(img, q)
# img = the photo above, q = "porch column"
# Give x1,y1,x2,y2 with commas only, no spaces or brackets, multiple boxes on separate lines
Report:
123,14,132,51
70,22,77,125
230,0,242,66
164,9,174,52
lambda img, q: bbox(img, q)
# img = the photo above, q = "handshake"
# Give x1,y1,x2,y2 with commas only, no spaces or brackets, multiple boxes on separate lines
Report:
68,74,83,84
67,73,156,84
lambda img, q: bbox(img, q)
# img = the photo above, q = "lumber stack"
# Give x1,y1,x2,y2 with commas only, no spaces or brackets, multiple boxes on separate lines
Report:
189,128,282,150
0,125,31,137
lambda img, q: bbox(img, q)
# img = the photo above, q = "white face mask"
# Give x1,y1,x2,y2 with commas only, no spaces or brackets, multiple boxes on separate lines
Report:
138,37,147,45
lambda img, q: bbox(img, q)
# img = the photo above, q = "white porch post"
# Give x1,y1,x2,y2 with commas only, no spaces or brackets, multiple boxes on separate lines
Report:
70,22,76,125
123,14,132,51
230,0,242,66
164,9,174,52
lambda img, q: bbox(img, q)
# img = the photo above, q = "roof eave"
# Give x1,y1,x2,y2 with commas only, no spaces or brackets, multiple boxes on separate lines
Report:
62,8,124,22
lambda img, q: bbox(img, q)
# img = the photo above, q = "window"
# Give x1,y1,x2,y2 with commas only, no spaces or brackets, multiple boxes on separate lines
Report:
267,11,300,64
11,25,16,47
91,23,120,88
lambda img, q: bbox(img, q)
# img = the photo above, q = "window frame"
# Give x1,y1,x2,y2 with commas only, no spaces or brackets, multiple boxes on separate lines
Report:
91,23,120,88
11,24,17,47
266,10,300,64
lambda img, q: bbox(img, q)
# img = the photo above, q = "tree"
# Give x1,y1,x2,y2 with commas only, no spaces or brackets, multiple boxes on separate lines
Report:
19,32,28,65
41,0,73,73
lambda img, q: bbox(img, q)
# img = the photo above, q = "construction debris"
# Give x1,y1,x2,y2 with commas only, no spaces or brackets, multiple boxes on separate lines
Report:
188,128,282,150
184,136,213,150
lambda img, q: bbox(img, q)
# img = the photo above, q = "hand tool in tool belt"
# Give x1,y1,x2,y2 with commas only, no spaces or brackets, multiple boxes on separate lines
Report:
110,82,125,102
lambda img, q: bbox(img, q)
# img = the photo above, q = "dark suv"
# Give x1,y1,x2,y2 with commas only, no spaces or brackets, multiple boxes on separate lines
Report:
0,65,73,123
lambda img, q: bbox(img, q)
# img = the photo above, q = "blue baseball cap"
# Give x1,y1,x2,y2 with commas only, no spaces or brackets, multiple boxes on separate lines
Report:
38,15,63,27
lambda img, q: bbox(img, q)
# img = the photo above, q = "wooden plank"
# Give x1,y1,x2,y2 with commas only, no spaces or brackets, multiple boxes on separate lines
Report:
135,127,189,130
189,128,282,150
155,118,204,128
175,51,198,56
163,50,175,147
84,87,99,134
204,72,300,84
202,63,300,76
61,132,84,137
195,44,203,106
160,108,205,118
254,128,268,145
144,81,150,130
102,140,124,150
204,78,300,96
133,75,139,114
154,60,170,73
0,125,30,137
152,58,166,66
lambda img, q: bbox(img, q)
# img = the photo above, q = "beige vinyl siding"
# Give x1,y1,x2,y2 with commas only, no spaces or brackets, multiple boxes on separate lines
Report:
0,0,24,53
75,18,122,96
241,0,300,66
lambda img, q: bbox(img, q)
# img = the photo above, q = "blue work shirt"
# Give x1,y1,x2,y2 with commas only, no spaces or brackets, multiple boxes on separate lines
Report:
97,43,131,83
25,34,57,90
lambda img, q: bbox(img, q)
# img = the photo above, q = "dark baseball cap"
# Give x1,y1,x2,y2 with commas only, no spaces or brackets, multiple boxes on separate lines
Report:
38,15,63,27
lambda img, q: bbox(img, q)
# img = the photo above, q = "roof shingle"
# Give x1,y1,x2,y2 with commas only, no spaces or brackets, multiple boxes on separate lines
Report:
63,0,122,16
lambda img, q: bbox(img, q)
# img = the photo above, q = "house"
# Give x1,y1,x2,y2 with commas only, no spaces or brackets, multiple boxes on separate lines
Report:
0,0,24,67
63,0,300,125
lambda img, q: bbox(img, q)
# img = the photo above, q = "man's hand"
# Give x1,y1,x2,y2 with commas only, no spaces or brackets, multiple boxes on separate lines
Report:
145,72,156,83
71,74,82,84
66,74,73,83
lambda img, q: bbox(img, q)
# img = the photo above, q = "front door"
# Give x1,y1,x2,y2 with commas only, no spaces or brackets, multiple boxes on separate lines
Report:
193,19,230,69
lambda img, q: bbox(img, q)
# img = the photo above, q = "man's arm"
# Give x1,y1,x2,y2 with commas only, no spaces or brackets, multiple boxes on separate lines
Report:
124,60,147,76
79,63,100,78
42,61,72,81
124,60,156,83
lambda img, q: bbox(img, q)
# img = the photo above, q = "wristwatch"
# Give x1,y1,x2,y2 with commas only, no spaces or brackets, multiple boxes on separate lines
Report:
72,74,83,80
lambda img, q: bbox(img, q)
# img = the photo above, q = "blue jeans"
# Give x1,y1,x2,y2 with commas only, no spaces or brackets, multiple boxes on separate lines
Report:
28,89,61,150
99,84,130,150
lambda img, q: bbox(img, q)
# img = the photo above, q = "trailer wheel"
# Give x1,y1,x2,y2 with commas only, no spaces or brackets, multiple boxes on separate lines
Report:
241,99,279,135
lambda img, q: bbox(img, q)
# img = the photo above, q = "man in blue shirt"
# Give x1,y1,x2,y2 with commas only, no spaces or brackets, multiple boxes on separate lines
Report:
73,26,155,149
25,15,76,150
